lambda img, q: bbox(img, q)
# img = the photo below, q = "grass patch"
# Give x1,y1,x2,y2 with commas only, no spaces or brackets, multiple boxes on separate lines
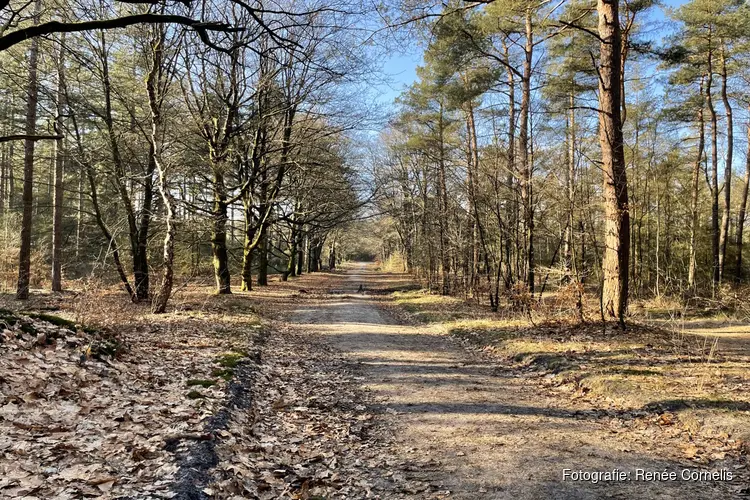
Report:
186,390,206,399
392,291,466,323
215,351,248,368
448,319,524,345
390,283,750,448
212,368,235,380
186,379,216,388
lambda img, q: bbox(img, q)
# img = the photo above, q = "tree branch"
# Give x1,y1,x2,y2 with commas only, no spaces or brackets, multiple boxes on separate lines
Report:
0,134,63,143
0,14,241,52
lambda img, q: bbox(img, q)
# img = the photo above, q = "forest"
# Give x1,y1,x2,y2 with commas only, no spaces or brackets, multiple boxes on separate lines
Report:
1,0,750,498
374,0,750,324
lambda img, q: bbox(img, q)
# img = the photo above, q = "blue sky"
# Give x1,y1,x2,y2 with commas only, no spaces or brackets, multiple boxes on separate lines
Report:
376,0,688,106
376,49,423,105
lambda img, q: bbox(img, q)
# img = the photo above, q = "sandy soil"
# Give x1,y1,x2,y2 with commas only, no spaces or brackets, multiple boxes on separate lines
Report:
283,265,745,499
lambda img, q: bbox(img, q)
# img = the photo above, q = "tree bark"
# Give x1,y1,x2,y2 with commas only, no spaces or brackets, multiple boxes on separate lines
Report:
283,218,298,281
296,230,305,276
706,35,720,288
689,76,706,289
519,8,534,293
75,162,83,257
597,0,630,324
16,0,42,300
503,39,516,286
100,31,151,301
212,170,231,294
147,27,176,314
718,43,732,282
437,100,450,295
737,102,750,281
257,226,268,285
564,89,576,281
51,33,66,292
464,99,479,296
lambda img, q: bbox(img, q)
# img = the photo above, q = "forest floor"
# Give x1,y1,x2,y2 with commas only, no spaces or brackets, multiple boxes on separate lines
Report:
1,265,749,499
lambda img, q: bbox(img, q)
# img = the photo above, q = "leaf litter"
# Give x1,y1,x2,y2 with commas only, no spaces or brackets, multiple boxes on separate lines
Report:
205,321,450,499
0,295,261,499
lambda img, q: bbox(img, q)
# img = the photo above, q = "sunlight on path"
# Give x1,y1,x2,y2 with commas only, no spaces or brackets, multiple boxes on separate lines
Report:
286,267,738,499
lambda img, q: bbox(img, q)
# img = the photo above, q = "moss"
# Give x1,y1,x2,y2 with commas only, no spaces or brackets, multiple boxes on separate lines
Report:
212,368,235,380
215,351,247,368
186,390,206,399
19,323,37,335
0,308,19,327
186,379,216,388
26,313,77,331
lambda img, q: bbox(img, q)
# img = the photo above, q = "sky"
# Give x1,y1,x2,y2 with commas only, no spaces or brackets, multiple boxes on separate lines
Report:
375,0,689,107
375,49,423,106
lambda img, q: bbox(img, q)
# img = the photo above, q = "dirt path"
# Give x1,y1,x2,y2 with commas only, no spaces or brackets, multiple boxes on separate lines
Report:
286,266,743,500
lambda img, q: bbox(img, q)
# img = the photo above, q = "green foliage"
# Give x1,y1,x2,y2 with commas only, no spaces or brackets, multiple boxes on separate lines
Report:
186,390,206,399
215,351,247,368
212,368,235,380
186,379,217,388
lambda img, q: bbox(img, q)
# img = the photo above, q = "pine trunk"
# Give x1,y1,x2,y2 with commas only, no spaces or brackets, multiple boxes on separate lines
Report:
51,34,66,292
16,0,42,300
689,77,706,289
706,39,720,288
597,0,630,324
718,45,732,282
737,102,750,280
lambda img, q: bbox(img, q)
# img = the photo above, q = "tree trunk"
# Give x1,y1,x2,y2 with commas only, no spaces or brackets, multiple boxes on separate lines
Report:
308,235,322,273
212,171,231,294
503,39,516,287
737,102,750,281
134,145,155,301
519,9,534,293
0,141,5,216
283,222,297,281
597,0,630,324
296,231,305,276
328,236,337,270
51,34,66,292
564,89,576,281
16,0,42,300
147,28,175,315
438,101,450,295
151,161,175,314
100,31,145,300
464,93,480,296
706,38,720,289
718,44,732,282
689,76,706,289
75,164,83,257
240,205,256,291
258,226,268,285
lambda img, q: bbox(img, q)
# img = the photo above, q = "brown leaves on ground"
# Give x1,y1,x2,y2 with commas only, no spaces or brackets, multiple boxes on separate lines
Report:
0,288,262,499
206,322,448,499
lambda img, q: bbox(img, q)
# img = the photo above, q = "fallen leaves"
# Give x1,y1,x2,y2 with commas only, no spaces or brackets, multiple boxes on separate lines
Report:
0,300,261,499
206,322,447,499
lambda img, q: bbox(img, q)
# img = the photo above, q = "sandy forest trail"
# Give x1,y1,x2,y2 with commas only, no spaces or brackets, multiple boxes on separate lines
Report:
283,265,741,500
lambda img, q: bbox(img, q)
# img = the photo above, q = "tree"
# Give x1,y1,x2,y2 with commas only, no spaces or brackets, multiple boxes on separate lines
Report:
597,0,630,324
16,0,42,300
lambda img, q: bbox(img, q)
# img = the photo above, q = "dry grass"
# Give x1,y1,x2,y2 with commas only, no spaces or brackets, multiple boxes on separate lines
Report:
385,284,750,449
